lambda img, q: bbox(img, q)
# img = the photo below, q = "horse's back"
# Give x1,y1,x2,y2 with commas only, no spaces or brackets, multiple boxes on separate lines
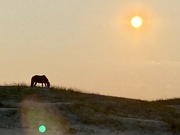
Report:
32,75,48,82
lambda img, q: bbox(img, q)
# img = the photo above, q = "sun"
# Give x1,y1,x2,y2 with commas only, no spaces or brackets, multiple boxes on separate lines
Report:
131,16,143,28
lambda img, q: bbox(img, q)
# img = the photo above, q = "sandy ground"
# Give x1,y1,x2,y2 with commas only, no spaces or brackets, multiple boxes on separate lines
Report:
0,127,173,135
0,116,174,135
0,101,176,135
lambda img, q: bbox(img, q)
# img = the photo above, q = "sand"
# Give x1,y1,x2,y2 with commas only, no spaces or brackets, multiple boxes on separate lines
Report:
0,98,177,135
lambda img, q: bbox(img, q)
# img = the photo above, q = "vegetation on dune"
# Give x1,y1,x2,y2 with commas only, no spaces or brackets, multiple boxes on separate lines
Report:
0,84,180,133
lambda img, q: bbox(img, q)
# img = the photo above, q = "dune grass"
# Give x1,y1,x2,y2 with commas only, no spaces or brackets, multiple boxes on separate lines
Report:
0,84,180,133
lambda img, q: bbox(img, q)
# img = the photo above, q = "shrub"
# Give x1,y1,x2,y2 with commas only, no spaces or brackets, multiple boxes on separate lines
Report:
162,118,180,133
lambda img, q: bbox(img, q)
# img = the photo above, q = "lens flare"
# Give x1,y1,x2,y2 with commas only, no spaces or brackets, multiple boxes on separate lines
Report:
20,98,69,135
39,125,46,133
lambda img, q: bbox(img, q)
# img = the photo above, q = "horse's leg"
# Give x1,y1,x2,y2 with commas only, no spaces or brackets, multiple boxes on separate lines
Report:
34,82,37,87
31,81,34,88
31,82,33,88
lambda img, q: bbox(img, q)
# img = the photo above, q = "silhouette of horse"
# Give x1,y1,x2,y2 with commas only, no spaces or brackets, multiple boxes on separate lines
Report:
31,75,50,88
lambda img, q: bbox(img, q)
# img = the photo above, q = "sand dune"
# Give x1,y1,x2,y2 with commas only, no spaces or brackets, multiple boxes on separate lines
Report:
0,86,179,135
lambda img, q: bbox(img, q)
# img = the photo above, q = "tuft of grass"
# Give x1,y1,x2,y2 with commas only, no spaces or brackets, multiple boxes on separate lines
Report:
58,102,126,131
0,102,6,108
76,126,96,134
0,102,16,108
162,117,180,133
5,110,18,117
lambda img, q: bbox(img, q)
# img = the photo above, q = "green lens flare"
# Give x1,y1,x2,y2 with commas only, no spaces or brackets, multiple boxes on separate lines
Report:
39,125,46,133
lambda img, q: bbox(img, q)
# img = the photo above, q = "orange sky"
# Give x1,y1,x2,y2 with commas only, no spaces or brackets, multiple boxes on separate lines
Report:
1,0,180,100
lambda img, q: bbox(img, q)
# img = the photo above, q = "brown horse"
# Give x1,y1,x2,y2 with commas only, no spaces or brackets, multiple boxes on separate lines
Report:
31,75,50,88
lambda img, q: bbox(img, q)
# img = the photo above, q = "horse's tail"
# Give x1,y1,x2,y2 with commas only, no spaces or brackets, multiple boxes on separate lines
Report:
30,77,34,88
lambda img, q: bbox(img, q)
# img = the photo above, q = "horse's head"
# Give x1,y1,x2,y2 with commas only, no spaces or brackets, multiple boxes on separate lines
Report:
47,81,50,88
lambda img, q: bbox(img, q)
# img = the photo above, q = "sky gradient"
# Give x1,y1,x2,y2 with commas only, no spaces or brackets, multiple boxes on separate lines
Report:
1,0,180,100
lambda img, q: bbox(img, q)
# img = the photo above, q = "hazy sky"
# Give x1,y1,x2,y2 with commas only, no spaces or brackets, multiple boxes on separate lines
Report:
1,0,180,100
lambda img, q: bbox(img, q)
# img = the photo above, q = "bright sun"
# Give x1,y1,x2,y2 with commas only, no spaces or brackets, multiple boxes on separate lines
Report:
131,16,143,28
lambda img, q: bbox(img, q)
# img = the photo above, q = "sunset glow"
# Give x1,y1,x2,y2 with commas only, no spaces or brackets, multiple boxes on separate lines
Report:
0,1,180,100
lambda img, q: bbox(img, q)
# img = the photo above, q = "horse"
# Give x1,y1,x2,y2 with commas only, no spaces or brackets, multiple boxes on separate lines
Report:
31,75,50,88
